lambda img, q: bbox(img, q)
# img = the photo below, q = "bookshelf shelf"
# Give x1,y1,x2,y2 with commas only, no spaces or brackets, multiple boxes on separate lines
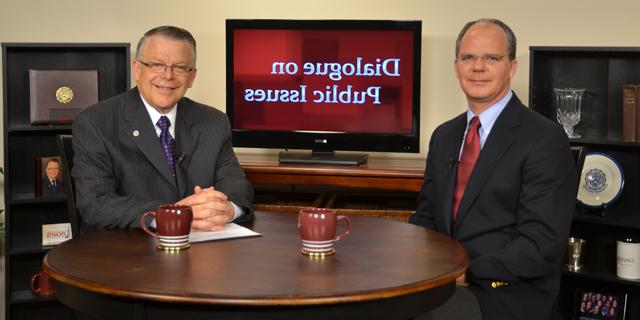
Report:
2,42,130,320
530,46,640,319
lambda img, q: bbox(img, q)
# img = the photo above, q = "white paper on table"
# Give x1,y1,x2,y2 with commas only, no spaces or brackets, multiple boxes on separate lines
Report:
189,223,261,243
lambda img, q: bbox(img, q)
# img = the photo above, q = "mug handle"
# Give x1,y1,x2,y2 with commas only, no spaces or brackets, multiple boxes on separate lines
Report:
30,271,42,294
140,212,158,237
334,215,352,242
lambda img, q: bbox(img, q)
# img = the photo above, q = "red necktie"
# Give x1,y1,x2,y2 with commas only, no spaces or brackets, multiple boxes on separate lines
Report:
452,117,481,221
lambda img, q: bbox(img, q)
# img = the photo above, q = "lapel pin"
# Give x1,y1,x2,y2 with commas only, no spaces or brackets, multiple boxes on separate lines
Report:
133,130,140,137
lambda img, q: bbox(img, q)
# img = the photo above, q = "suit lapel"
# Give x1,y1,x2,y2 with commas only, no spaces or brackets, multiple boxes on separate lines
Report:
175,100,200,198
443,115,467,235
453,95,521,229
123,88,176,186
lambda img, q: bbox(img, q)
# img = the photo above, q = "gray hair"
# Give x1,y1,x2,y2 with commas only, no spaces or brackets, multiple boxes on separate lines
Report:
136,25,197,65
455,18,516,61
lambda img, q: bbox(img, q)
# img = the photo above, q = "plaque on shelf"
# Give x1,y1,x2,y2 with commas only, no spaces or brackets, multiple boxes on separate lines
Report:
29,69,98,124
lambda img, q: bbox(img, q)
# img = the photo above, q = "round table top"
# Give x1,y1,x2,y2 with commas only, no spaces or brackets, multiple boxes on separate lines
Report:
44,211,468,307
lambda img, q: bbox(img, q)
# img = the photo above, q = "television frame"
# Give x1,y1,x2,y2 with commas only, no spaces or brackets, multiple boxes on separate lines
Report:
226,19,422,164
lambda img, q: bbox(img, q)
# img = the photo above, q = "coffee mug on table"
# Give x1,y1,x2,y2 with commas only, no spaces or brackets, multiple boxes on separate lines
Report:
141,204,193,251
30,269,55,297
298,208,351,257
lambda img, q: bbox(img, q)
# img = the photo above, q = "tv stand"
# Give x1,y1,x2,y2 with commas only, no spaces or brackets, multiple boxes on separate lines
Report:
237,153,425,221
238,153,424,191
278,151,368,166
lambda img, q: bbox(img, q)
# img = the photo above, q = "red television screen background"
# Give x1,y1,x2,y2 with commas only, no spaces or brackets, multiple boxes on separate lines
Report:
232,29,415,134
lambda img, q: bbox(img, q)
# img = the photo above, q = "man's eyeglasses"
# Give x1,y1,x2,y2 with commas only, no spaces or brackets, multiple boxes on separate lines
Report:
457,54,508,65
137,60,194,74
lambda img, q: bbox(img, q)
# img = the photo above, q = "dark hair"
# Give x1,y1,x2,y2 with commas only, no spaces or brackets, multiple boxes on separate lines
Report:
455,18,517,61
136,26,197,65
46,158,60,166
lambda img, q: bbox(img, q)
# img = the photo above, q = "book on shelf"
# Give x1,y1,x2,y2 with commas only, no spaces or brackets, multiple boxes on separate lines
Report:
622,84,638,142
29,69,99,124
638,87,640,142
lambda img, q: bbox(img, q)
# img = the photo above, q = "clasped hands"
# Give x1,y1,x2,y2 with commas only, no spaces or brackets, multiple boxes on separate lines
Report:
176,186,234,231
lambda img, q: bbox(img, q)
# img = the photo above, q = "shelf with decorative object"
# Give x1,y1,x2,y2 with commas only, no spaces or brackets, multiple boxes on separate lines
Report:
2,42,130,320
530,46,640,320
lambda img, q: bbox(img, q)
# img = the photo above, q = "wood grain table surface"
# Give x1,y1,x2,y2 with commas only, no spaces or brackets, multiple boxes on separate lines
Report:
44,211,468,320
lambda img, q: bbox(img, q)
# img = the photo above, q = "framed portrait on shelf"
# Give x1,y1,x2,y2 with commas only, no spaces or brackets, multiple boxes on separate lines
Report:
574,288,627,320
35,156,64,198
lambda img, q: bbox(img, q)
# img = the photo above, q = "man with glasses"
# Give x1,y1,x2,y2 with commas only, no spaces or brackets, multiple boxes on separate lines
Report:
72,26,253,231
410,19,577,319
42,158,63,196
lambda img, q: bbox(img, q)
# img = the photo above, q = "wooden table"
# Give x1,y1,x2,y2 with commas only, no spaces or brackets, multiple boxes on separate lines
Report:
238,153,426,192
44,211,468,320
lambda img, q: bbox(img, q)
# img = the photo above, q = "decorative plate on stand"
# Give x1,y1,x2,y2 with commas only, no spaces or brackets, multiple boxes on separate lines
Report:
577,152,624,208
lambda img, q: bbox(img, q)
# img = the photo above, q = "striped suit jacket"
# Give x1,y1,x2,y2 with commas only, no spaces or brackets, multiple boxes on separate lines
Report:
72,87,253,230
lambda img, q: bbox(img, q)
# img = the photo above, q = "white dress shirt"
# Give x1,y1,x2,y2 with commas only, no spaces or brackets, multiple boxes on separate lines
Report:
139,94,243,222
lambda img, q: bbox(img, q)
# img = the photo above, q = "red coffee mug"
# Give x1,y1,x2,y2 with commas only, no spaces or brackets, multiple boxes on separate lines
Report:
141,205,193,250
30,269,55,296
298,208,351,256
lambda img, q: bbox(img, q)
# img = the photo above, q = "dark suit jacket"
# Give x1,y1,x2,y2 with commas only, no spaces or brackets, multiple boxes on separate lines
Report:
42,177,63,196
72,87,254,230
410,94,578,320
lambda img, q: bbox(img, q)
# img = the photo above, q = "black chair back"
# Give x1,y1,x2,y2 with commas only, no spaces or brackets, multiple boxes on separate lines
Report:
56,134,80,237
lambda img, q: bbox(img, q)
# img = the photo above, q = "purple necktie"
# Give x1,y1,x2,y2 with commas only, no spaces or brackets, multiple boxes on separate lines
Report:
156,116,176,176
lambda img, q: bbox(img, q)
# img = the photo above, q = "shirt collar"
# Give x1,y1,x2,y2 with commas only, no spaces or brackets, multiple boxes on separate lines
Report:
466,90,512,133
139,94,177,135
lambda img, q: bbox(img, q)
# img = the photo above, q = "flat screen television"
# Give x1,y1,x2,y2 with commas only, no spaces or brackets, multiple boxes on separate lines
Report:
226,19,422,165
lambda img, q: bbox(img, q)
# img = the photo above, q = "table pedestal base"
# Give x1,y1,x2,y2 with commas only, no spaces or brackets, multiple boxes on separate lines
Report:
55,281,455,320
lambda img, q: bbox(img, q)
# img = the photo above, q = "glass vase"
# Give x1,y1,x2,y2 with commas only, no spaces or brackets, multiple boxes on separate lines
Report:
554,88,586,139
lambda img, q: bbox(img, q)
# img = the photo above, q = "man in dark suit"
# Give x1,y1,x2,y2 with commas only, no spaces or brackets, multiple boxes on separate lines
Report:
72,26,253,231
42,158,63,196
410,19,578,319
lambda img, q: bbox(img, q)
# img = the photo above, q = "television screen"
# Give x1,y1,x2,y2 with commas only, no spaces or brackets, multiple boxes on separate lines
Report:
226,19,421,164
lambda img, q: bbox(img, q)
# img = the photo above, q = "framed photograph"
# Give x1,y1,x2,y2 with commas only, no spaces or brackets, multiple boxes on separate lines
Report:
35,156,64,198
574,288,627,320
